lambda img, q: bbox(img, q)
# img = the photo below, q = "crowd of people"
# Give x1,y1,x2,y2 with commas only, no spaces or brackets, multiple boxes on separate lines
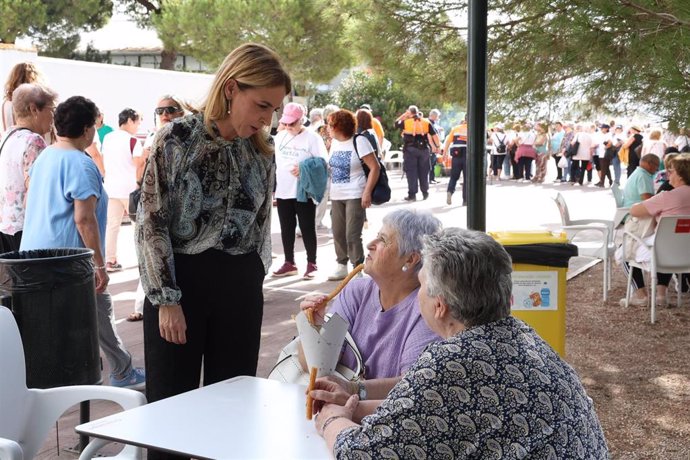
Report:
21,43,690,457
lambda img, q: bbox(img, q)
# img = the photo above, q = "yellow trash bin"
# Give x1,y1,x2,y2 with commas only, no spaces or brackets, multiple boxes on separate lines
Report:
489,231,578,357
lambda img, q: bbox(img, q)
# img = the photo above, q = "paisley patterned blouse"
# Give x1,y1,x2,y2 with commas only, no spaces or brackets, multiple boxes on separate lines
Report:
335,316,608,459
135,114,275,306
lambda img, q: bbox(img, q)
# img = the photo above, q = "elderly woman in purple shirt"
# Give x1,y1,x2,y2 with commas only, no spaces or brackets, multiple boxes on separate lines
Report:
300,209,442,379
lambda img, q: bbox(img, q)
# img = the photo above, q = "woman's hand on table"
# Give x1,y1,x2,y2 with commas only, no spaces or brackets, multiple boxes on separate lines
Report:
315,394,359,436
159,304,187,344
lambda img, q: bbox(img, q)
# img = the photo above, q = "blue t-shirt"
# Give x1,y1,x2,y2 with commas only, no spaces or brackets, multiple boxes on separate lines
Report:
20,146,107,254
622,166,654,207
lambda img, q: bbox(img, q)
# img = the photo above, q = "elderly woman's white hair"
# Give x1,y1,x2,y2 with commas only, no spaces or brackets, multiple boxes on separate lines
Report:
11,83,58,119
422,228,513,327
322,104,339,121
382,209,441,272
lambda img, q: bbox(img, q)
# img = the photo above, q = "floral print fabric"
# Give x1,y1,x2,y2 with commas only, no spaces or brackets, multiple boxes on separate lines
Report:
135,114,274,305
0,129,46,234
335,316,608,459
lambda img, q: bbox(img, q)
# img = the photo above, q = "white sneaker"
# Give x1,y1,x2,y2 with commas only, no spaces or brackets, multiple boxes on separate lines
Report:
328,264,348,281
619,296,648,307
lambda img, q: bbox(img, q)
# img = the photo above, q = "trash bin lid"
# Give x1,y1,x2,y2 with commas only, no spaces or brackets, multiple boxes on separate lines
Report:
488,231,568,246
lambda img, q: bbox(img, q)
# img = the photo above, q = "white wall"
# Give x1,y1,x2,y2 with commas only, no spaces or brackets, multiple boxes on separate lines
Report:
1,46,214,133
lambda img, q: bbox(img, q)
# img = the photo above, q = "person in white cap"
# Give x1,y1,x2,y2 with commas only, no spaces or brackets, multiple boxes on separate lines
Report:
272,102,328,279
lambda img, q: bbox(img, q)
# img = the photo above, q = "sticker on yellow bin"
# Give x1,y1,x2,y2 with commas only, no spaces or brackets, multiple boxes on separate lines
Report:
510,271,558,310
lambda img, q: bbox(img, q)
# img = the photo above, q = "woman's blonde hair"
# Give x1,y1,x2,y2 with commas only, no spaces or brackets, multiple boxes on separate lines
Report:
202,43,291,156
4,62,41,101
649,129,662,140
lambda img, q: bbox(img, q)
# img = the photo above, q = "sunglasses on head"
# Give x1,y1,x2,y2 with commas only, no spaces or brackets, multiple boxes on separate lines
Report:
155,106,181,115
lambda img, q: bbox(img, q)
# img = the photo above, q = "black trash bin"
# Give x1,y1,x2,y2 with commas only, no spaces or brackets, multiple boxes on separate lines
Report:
0,248,101,388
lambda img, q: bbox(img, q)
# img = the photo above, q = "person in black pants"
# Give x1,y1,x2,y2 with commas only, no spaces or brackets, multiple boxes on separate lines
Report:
271,102,327,279
623,125,644,177
135,43,292,460
394,105,440,201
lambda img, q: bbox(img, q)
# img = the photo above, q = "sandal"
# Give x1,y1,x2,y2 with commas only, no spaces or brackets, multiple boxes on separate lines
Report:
127,312,143,322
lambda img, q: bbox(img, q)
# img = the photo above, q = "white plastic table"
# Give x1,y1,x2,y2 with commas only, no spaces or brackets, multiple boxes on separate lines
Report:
76,376,331,459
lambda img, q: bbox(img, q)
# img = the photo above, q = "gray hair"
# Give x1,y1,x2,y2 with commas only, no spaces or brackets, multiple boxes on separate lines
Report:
322,104,339,121
309,108,323,122
422,228,512,328
383,209,442,272
429,108,441,118
12,83,58,119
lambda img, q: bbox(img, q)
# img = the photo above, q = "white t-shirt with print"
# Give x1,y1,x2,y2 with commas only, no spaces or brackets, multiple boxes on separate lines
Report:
274,128,327,199
329,135,375,201
101,129,144,199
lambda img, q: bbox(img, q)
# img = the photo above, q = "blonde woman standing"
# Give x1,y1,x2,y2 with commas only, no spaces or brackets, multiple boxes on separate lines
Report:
136,44,291,460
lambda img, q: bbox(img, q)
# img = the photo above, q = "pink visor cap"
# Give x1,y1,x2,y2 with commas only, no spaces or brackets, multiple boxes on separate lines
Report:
279,102,305,124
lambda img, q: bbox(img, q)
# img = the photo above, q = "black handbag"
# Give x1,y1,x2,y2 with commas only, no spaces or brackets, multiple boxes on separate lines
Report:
128,187,141,222
354,132,391,205
565,140,580,158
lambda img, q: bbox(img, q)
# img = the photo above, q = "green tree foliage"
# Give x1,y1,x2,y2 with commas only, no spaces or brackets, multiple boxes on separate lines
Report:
334,70,410,148
490,0,690,128
354,0,690,128
1,0,113,57
0,0,45,43
348,0,468,108
150,0,351,86
119,0,181,70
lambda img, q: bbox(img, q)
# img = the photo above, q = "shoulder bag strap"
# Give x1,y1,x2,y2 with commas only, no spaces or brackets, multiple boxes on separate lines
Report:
0,127,30,157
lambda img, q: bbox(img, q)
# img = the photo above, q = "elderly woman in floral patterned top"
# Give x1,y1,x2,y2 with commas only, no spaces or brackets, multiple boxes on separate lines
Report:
0,83,56,252
135,43,290,459
310,228,608,459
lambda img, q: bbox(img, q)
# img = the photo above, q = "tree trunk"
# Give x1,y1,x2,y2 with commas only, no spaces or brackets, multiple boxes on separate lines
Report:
159,48,177,70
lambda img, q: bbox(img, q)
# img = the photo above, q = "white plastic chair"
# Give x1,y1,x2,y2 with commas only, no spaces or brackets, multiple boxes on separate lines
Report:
382,150,403,171
622,215,690,323
611,184,630,228
0,306,146,459
0,437,23,460
552,193,615,301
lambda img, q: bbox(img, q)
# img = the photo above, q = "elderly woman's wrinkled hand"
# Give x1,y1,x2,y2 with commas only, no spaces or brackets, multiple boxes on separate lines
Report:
309,375,356,413
299,294,329,324
315,394,359,436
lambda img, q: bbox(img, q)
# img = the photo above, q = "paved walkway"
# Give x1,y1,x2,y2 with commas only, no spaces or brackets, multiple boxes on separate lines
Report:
37,166,623,457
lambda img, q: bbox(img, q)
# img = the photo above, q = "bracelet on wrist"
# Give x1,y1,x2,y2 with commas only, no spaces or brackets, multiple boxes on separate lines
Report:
94,265,106,270
321,415,347,433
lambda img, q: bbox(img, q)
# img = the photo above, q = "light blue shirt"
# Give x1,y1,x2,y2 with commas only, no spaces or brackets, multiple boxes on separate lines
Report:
20,146,107,254
622,166,654,207
550,130,564,154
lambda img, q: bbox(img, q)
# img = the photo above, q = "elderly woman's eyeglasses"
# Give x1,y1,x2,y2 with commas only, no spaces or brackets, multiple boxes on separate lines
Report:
155,106,181,115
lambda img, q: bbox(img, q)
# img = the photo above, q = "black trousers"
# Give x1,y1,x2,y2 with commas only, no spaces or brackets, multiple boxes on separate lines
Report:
0,231,21,254
276,198,317,264
570,160,590,184
403,144,431,196
447,155,467,202
627,148,640,177
491,154,506,176
144,249,264,460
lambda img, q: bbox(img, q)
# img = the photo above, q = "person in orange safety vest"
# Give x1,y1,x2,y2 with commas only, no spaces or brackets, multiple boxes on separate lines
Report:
394,105,439,201
442,118,468,206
